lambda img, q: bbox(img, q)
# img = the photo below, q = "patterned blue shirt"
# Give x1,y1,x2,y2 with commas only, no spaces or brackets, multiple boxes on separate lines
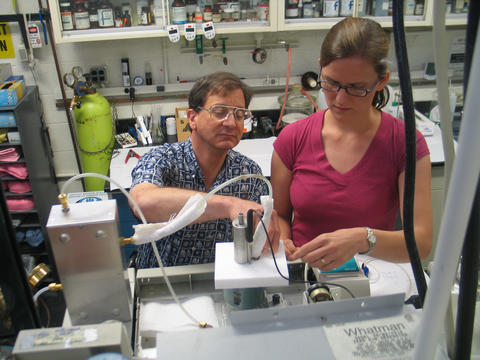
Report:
131,138,268,268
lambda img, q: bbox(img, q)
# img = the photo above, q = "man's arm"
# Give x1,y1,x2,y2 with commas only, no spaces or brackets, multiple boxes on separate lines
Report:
129,182,266,224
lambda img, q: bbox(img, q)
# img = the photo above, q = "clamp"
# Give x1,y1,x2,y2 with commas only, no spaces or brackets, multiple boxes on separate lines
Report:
125,149,141,164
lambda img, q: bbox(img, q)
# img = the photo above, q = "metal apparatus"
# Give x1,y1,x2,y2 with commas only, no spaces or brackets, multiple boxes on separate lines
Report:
46,200,132,329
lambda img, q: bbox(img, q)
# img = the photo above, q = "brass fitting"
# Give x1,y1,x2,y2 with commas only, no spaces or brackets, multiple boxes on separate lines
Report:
28,263,51,287
58,193,70,213
48,283,63,291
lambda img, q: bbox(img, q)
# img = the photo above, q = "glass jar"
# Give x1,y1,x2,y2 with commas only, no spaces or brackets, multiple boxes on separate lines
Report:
195,5,203,23
303,2,313,17
203,5,213,21
97,0,114,28
88,0,99,28
73,0,90,29
323,0,339,17
185,0,197,22
278,84,316,125
212,5,222,22
256,1,269,21
222,7,234,22
60,1,74,30
171,0,187,24
139,6,152,24
285,4,299,18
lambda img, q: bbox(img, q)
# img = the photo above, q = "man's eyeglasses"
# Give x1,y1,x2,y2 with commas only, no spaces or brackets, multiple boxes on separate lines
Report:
197,105,252,123
319,78,382,97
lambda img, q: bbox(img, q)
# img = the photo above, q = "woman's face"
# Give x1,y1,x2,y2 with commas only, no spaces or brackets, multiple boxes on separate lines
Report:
320,56,388,120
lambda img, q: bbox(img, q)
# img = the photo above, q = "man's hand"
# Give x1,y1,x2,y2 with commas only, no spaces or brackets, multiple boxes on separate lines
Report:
227,198,281,255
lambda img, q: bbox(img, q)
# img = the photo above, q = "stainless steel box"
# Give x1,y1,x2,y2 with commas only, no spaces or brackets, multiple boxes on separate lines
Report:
47,200,131,325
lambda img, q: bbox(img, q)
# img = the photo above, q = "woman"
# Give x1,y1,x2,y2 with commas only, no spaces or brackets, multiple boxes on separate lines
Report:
271,17,432,271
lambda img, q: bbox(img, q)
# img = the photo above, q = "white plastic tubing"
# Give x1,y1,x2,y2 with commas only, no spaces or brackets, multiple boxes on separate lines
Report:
432,0,456,193
413,25,480,360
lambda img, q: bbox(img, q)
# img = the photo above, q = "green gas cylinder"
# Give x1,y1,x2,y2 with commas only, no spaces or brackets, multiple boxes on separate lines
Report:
73,91,114,191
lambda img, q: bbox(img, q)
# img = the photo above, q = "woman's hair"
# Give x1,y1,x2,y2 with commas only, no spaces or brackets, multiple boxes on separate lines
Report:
188,72,253,110
320,17,390,109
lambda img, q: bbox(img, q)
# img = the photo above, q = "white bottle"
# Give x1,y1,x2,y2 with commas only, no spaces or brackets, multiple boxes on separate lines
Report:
166,117,178,143
405,0,416,15
153,0,165,25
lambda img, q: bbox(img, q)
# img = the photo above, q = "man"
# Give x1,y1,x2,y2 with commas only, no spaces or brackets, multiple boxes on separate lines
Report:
130,72,279,268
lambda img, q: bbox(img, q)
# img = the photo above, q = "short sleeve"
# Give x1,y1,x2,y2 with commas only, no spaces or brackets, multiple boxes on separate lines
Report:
131,147,168,188
273,122,298,171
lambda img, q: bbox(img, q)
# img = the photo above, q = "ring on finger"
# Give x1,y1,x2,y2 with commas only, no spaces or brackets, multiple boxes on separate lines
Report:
320,258,327,264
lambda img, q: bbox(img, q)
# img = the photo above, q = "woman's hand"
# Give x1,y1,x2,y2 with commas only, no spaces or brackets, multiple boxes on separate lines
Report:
291,227,368,271
283,238,298,260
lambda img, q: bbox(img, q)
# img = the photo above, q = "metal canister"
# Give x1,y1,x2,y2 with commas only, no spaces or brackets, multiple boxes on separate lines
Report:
233,213,249,264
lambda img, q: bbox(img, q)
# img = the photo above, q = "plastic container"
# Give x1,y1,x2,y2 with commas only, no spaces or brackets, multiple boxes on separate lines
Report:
166,117,178,143
278,84,316,125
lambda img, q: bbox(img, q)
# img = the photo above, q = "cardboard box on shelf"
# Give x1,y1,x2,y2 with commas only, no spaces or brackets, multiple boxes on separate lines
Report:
175,107,191,142
0,112,16,127
7,131,20,144
0,80,24,107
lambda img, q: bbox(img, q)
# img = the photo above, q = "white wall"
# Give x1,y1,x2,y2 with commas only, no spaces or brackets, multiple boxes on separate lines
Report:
0,0,466,183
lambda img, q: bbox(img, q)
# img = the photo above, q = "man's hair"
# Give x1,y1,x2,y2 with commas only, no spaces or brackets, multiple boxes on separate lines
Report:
320,17,390,109
188,72,253,110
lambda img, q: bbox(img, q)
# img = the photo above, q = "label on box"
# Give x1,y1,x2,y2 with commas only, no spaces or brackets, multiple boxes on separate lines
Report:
0,112,16,127
7,131,20,143
67,191,109,205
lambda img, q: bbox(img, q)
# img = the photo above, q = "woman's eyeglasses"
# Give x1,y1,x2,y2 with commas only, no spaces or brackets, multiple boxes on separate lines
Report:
319,78,382,97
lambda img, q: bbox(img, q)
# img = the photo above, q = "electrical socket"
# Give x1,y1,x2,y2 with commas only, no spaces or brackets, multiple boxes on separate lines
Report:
17,45,29,62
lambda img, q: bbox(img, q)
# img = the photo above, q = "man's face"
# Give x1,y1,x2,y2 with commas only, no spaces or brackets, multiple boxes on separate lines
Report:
188,88,246,152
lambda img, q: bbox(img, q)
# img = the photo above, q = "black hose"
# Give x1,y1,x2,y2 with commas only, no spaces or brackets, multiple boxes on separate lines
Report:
391,0,428,307
454,2,480,359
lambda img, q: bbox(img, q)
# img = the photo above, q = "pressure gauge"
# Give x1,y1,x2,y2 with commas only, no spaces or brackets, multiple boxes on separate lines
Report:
63,73,76,87
72,66,84,79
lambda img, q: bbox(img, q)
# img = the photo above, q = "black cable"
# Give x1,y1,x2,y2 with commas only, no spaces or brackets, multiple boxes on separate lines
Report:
454,2,480,359
254,211,355,299
391,0,428,308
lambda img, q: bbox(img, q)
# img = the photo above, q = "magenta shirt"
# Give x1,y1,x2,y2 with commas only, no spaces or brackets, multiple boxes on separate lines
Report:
274,110,430,247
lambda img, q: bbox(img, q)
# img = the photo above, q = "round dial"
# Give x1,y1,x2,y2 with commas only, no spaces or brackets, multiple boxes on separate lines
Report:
63,73,75,87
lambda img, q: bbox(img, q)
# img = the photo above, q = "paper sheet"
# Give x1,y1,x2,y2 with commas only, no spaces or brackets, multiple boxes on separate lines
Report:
139,296,219,336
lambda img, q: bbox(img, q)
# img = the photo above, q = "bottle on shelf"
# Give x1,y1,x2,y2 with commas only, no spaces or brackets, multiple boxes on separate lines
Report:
73,0,90,29
340,0,354,16
195,5,203,23
88,0,99,28
60,1,74,31
97,0,115,28
186,0,197,22
323,0,339,17
203,5,213,22
171,0,187,25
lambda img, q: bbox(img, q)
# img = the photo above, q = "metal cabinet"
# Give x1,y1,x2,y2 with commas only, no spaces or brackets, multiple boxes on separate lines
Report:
0,86,58,271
